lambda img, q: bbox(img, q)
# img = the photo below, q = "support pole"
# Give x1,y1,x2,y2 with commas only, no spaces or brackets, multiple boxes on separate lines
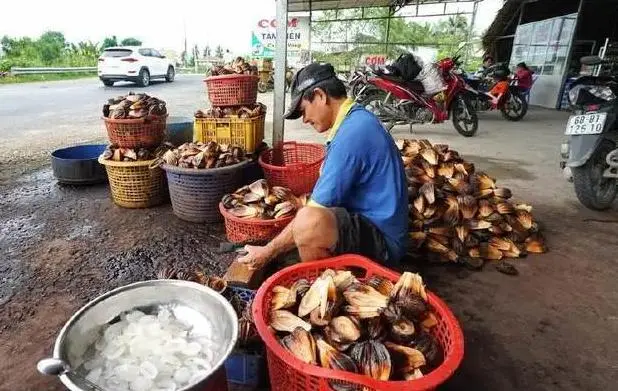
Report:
308,0,313,62
465,0,479,67
385,7,392,57
272,0,289,150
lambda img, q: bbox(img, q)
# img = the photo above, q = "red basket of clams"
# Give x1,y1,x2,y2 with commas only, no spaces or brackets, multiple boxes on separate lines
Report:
252,255,464,391
219,179,307,244
102,93,168,149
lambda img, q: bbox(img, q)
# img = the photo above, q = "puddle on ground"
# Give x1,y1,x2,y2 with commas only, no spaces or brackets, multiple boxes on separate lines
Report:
0,215,46,253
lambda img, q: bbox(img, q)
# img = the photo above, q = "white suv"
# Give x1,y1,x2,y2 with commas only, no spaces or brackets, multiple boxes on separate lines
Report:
97,46,175,87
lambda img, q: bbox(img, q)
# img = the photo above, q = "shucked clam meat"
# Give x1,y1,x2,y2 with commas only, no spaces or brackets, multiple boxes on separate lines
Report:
221,179,303,220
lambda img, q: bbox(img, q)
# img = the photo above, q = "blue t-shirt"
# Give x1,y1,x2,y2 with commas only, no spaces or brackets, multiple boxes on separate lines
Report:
311,104,408,264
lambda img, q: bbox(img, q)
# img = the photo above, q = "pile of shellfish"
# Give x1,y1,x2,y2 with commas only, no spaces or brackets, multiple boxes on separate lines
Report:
103,92,167,119
222,179,303,220
226,291,259,349
210,57,258,76
100,145,158,161
268,270,443,383
194,103,266,119
157,141,246,169
399,139,547,273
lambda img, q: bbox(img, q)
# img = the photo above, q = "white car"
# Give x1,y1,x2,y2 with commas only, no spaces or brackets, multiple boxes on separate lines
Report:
97,46,175,87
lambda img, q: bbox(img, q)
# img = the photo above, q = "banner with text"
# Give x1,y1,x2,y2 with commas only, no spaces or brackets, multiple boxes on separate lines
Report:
251,16,310,66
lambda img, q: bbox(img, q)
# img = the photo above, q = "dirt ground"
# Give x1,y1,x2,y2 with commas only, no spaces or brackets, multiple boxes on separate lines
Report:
1,102,618,391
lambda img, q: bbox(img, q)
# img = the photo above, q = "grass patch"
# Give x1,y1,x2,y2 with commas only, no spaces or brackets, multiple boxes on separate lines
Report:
0,72,97,84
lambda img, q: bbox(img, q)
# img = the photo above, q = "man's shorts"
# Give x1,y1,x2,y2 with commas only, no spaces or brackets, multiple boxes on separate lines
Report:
331,207,392,265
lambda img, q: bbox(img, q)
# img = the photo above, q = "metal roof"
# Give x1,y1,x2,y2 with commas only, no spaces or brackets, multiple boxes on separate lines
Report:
287,0,478,12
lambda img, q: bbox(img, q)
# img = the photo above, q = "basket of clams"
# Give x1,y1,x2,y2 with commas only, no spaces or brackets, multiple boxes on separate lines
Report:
102,92,168,149
219,179,308,244
155,141,250,223
98,145,170,208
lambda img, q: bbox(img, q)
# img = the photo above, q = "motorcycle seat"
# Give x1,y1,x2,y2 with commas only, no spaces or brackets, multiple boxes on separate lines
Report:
375,70,425,93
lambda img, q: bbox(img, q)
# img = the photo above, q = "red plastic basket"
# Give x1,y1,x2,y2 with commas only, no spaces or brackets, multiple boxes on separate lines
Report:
219,203,294,244
205,74,259,106
103,115,167,149
252,255,464,391
258,142,325,196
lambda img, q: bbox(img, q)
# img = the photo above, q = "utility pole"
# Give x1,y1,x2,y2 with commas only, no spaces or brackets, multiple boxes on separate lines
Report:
183,18,188,66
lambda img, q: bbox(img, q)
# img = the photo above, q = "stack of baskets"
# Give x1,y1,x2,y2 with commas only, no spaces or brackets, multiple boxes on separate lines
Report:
196,74,263,154
98,113,168,209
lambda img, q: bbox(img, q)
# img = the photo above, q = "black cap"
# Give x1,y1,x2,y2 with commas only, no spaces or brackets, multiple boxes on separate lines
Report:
284,62,337,120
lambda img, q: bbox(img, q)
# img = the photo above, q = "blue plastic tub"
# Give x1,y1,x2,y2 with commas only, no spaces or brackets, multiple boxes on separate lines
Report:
166,116,193,146
51,144,108,185
224,287,266,387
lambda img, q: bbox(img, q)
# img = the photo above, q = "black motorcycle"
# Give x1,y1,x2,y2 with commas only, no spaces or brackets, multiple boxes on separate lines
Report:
560,56,618,210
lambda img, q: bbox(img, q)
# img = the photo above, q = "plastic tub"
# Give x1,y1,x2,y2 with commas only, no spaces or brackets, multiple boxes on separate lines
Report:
51,144,108,185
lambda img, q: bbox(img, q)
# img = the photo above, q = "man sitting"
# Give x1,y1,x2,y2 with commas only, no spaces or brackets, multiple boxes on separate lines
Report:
238,63,408,271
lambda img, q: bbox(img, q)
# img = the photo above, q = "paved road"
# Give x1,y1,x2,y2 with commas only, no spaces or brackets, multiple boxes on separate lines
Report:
0,75,207,143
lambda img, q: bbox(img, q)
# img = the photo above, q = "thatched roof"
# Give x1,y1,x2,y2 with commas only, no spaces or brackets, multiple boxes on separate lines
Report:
482,0,525,51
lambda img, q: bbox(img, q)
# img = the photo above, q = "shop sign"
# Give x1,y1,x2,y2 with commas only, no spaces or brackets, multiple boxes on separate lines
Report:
251,16,310,64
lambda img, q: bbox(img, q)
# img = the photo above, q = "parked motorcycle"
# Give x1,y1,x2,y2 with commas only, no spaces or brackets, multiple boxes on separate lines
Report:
257,68,294,93
462,68,529,121
355,51,478,137
348,69,370,98
560,55,618,210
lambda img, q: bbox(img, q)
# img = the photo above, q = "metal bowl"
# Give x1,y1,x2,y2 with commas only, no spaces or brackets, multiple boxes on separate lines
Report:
52,280,239,391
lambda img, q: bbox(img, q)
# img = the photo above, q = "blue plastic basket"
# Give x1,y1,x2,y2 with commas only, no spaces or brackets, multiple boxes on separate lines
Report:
224,286,266,387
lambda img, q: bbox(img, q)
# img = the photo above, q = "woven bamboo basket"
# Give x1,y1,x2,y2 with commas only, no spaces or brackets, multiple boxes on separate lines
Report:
98,157,167,208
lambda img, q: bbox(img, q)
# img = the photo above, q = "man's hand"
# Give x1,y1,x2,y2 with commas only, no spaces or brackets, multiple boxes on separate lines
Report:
237,245,273,270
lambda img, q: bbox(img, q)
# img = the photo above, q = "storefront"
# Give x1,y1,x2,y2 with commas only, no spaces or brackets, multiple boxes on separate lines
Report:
483,0,618,109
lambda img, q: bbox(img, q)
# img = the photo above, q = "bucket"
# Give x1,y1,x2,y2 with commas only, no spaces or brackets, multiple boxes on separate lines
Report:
48,280,238,391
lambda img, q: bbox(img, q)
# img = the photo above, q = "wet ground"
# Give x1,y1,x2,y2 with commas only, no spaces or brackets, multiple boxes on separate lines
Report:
1,93,618,390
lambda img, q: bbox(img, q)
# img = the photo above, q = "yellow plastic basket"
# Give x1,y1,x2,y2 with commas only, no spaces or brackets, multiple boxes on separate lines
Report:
193,114,265,154
98,157,168,209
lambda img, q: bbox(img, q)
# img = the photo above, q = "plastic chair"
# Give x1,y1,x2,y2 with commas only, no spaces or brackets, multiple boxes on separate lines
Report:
521,74,539,103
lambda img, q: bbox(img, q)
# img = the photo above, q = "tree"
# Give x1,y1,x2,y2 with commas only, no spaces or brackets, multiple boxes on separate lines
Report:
215,45,223,58
312,10,476,71
102,36,118,49
203,45,211,58
38,31,66,64
121,37,142,46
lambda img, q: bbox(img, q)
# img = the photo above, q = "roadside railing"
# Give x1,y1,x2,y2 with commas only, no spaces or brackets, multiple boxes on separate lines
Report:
10,67,97,75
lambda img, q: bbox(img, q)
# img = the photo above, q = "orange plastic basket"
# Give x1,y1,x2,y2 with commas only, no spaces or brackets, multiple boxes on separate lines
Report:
219,203,294,244
193,115,265,153
103,115,167,149
205,74,259,106
258,142,325,196
252,255,464,391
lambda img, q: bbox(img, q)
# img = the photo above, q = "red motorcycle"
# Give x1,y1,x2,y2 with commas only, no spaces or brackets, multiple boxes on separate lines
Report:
355,55,478,137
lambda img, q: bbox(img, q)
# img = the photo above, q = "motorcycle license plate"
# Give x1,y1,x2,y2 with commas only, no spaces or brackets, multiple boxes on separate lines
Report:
565,113,607,135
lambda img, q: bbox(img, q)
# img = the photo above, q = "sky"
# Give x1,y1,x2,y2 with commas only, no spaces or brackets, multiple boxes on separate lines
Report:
0,0,503,56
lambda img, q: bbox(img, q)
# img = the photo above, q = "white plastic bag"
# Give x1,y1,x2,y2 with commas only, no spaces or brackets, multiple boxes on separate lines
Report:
415,62,447,96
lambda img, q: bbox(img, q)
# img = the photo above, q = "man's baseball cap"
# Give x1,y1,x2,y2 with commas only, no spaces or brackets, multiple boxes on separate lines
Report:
284,62,338,120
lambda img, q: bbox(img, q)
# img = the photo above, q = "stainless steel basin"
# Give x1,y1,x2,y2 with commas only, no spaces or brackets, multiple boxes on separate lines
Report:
51,280,238,391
